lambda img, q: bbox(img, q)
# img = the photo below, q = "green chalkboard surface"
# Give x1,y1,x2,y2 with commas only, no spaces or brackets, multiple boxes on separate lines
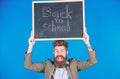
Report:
32,0,85,40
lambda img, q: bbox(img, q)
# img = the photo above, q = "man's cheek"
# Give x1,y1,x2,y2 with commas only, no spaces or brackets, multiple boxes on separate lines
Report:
54,54,57,58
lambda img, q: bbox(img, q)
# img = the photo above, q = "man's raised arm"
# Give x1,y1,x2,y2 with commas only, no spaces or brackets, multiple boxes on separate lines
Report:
24,32,45,72
77,26,97,70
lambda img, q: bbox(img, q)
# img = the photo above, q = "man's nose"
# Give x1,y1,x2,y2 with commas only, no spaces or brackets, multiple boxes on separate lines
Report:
57,51,61,55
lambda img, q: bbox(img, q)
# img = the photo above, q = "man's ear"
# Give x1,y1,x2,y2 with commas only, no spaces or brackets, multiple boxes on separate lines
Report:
67,51,68,55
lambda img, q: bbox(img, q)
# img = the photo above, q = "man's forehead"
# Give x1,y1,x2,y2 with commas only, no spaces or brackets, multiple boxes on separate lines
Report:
54,46,66,49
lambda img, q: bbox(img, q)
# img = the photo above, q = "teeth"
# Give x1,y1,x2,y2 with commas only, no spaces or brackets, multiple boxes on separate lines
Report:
57,57,62,60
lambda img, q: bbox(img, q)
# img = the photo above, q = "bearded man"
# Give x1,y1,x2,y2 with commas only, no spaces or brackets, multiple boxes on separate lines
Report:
24,27,97,79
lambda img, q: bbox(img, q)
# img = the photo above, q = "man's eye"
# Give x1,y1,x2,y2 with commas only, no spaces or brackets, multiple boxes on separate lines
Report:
55,51,58,52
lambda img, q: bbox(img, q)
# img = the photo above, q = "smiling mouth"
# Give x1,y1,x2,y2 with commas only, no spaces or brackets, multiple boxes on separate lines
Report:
55,55,64,62
57,56,63,60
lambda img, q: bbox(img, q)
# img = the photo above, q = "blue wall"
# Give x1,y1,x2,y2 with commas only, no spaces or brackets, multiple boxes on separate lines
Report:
0,0,120,79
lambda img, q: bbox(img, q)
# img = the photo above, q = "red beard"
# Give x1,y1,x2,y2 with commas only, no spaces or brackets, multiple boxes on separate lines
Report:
54,55,66,68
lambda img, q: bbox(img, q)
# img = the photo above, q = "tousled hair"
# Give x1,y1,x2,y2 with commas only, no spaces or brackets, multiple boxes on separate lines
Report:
53,40,68,49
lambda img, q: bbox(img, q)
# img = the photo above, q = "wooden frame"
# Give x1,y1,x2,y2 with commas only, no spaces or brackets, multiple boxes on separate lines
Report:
32,0,85,40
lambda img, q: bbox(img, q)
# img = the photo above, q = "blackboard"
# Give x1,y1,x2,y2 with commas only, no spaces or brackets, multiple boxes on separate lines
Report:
32,0,85,40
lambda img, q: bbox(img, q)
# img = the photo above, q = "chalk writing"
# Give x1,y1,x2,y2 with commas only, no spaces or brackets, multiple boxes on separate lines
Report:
42,5,72,33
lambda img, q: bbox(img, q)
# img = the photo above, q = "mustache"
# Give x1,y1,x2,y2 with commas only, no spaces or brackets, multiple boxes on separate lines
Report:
55,55,65,59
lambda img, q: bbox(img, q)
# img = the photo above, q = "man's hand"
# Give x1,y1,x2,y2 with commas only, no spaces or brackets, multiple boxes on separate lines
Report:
28,31,35,46
83,26,93,51
27,31,35,53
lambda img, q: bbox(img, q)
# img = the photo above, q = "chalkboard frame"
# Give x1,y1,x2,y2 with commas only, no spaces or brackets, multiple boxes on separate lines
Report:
32,0,85,40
